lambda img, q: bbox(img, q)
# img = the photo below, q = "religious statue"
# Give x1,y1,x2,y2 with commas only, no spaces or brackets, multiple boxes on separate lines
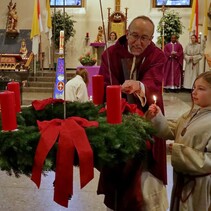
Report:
95,26,104,43
19,39,28,59
6,0,18,33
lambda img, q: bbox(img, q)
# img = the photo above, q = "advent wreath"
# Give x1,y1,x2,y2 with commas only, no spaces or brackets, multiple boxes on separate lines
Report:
0,99,155,177
0,98,157,207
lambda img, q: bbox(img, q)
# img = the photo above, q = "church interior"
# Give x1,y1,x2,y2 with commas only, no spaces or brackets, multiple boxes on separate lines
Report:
0,0,211,210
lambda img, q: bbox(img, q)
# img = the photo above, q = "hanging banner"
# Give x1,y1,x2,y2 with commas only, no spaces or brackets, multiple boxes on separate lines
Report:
53,57,65,99
188,0,199,37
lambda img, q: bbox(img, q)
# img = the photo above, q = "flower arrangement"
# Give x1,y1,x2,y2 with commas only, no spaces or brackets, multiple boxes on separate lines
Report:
157,10,184,47
79,52,97,66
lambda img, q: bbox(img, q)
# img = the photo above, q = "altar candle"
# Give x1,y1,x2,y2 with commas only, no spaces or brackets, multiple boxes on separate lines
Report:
0,91,17,131
92,75,104,105
153,95,157,104
7,81,21,112
106,85,122,124
59,30,64,55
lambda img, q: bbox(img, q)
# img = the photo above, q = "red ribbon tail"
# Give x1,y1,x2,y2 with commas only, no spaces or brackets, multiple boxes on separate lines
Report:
54,121,75,207
31,120,60,188
70,117,95,187
73,127,94,188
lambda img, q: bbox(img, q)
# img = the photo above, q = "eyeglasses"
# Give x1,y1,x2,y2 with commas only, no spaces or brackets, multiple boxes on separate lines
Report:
129,32,151,42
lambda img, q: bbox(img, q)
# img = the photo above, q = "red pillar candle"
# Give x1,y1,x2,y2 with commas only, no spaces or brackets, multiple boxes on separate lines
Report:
0,91,17,131
92,75,104,105
106,85,122,124
7,81,21,112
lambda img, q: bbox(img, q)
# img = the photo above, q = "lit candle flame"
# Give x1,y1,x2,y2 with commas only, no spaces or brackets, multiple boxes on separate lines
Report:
153,95,157,104
89,95,93,101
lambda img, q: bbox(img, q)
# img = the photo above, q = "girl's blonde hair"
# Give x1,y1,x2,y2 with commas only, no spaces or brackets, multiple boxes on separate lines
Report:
195,71,211,85
76,68,89,85
188,71,211,116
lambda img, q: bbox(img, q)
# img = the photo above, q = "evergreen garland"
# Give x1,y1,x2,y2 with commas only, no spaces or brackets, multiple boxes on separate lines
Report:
0,101,156,177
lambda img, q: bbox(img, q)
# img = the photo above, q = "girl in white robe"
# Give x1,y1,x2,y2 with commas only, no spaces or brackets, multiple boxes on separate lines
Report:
146,71,211,211
183,35,203,89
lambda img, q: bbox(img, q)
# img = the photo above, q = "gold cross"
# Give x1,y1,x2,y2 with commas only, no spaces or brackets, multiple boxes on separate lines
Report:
158,4,168,17
115,0,121,11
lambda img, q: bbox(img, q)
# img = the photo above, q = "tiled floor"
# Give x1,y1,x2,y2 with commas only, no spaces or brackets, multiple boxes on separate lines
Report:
0,91,192,211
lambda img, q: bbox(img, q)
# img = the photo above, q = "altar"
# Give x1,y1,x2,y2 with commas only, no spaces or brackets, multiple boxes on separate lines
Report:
0,53,30,71
0,29,33,82
77,65,100,97
0,53,33,83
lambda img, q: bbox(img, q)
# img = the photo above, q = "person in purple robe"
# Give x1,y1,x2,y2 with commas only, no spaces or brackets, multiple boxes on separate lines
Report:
163,34,184,90
98,16,168,211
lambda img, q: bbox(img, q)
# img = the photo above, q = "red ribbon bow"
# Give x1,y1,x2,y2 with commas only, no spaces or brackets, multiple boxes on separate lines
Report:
31,116,98,207
32,98,64,111
99,98,144,116
121,98,144,116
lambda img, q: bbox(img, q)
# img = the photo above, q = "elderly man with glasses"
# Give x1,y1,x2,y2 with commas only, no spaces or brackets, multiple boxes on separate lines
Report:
98,16,168,211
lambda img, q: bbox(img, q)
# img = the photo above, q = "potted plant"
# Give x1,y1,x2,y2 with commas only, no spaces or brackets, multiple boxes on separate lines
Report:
157,11,184,47
52,10,76,50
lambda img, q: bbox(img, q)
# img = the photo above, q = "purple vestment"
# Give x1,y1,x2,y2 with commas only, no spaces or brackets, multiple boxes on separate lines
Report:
97,36,167,209
163,41,184,89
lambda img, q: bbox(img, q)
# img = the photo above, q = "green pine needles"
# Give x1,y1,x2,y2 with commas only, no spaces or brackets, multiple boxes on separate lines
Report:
0,101,156,177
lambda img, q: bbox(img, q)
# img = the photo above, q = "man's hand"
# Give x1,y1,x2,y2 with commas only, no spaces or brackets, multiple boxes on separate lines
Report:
121,80,140,94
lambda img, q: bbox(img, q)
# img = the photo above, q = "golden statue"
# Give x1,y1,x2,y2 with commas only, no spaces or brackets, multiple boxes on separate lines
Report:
19,39,28,59
7,0,18,32
95,26,104,43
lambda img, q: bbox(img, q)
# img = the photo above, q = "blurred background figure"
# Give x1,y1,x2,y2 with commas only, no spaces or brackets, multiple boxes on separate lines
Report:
163,34,184,91
107,31,117,48
183,35,203,90
65,68,89,102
